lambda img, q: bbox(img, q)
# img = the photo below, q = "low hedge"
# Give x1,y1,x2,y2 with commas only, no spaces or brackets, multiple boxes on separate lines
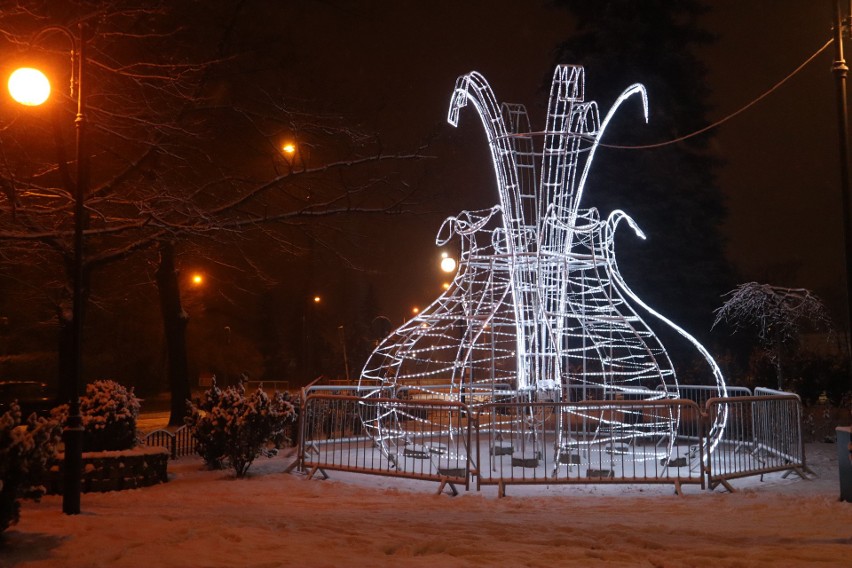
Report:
44,446,169,494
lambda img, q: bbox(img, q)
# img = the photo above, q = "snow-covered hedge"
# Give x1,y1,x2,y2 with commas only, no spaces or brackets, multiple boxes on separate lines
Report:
52,380,141,452
186,381,297,477
0,403,62,533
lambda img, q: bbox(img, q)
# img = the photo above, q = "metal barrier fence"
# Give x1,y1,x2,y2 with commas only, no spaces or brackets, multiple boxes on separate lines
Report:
656,384,752,406
142,425,196,459
291,394,472,495
395,383,514,405
245,380,290,394
304,384,392,397
564,385,655,401
753,387,797,398
475,399,705,496
705,395,806,492
289,390,807,496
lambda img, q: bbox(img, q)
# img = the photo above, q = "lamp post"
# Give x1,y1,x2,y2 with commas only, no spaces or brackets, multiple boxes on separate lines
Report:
301,294,321,381
833,2,852,384
8,23,88,515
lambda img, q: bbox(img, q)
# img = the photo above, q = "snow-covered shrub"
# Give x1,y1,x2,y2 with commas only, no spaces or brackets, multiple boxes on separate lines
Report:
0,403,62,533
185,380,297,477
52,380,141,452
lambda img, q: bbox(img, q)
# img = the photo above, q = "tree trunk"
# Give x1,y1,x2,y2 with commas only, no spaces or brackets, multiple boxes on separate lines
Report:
774,341,785,392
155,241,191,426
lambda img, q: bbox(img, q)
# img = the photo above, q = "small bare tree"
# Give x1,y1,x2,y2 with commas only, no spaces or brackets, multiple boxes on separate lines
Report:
713,282,832,390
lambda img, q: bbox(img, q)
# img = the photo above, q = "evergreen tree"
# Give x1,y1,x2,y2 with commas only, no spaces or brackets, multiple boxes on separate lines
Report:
552,0,733,370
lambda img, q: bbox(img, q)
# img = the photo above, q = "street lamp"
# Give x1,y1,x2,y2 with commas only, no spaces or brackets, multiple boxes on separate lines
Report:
7,68,51,106
440,252,457,274
8,23,89,515
281,141,299,170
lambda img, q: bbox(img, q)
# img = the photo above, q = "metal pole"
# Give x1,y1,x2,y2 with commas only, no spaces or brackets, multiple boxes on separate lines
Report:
832,0,852,383
62,23,87,515
338,325,350,380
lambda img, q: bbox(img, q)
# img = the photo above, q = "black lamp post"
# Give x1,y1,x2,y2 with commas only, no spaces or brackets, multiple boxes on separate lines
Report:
833,1,852,382
8,23,88,515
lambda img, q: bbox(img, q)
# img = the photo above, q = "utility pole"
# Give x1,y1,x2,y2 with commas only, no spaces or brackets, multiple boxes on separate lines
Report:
832,0,852,384
832,0,852,505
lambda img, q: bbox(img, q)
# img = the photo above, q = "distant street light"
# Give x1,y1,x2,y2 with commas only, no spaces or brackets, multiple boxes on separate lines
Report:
281,142,298,169
302,294,322,380
440,252,457,273
8,23,90,515
191,273,204,286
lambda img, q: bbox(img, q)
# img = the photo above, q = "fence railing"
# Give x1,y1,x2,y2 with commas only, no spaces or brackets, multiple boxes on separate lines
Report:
656,384,752,406
290,394,472,495
245,380,290,394
705,395,806,492
142,425,196,460
149,383,807,496
289,388,808,496
475,399,705,495
753,387,798,398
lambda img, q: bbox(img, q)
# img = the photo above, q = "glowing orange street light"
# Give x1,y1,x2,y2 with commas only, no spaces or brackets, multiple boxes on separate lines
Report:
313,295,321,304
7,67,51,106
412,306,420,315
282,142,296,155
191,273,204,286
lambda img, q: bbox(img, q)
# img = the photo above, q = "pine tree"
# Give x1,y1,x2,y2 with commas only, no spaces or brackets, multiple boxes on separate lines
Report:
552,0,732,367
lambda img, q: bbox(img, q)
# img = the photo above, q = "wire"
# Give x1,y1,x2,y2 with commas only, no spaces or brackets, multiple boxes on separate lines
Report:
600,37,835,150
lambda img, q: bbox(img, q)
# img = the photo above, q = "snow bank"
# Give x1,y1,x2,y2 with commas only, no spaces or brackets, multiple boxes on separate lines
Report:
2,442,850,567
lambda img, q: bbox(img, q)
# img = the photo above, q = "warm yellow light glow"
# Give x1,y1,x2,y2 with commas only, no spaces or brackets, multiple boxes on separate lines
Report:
282,143,296,154
411,306,420,315
440,252,457,273
313,295,321,304
442,282,451,290
191,273,204,286
8,68,51,106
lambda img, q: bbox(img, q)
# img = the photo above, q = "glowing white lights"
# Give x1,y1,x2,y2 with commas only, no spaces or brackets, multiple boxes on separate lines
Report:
359,65,727,464
440,252,457,273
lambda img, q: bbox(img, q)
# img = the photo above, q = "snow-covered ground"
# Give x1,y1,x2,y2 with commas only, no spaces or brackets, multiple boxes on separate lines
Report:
2,438,851,567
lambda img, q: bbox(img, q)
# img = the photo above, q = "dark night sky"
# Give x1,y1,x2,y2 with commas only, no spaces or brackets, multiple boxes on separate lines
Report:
701,1,844,310
272,1,847,323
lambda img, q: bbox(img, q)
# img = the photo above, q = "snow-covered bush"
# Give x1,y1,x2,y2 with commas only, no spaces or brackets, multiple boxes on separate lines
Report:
0,403,62,533
186,380,297,477
52,380,141,452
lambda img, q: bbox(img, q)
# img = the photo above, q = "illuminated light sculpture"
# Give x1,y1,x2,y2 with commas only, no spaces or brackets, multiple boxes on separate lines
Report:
359,65,727,470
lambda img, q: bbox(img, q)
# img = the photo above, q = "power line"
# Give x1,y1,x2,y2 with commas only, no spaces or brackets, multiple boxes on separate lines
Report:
601,38,835,150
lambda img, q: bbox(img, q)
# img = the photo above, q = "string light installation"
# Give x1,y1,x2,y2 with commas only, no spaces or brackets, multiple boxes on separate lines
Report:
358,65,728,473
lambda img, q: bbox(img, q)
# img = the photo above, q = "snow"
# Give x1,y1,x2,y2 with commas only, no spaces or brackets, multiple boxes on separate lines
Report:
2,439,851,567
